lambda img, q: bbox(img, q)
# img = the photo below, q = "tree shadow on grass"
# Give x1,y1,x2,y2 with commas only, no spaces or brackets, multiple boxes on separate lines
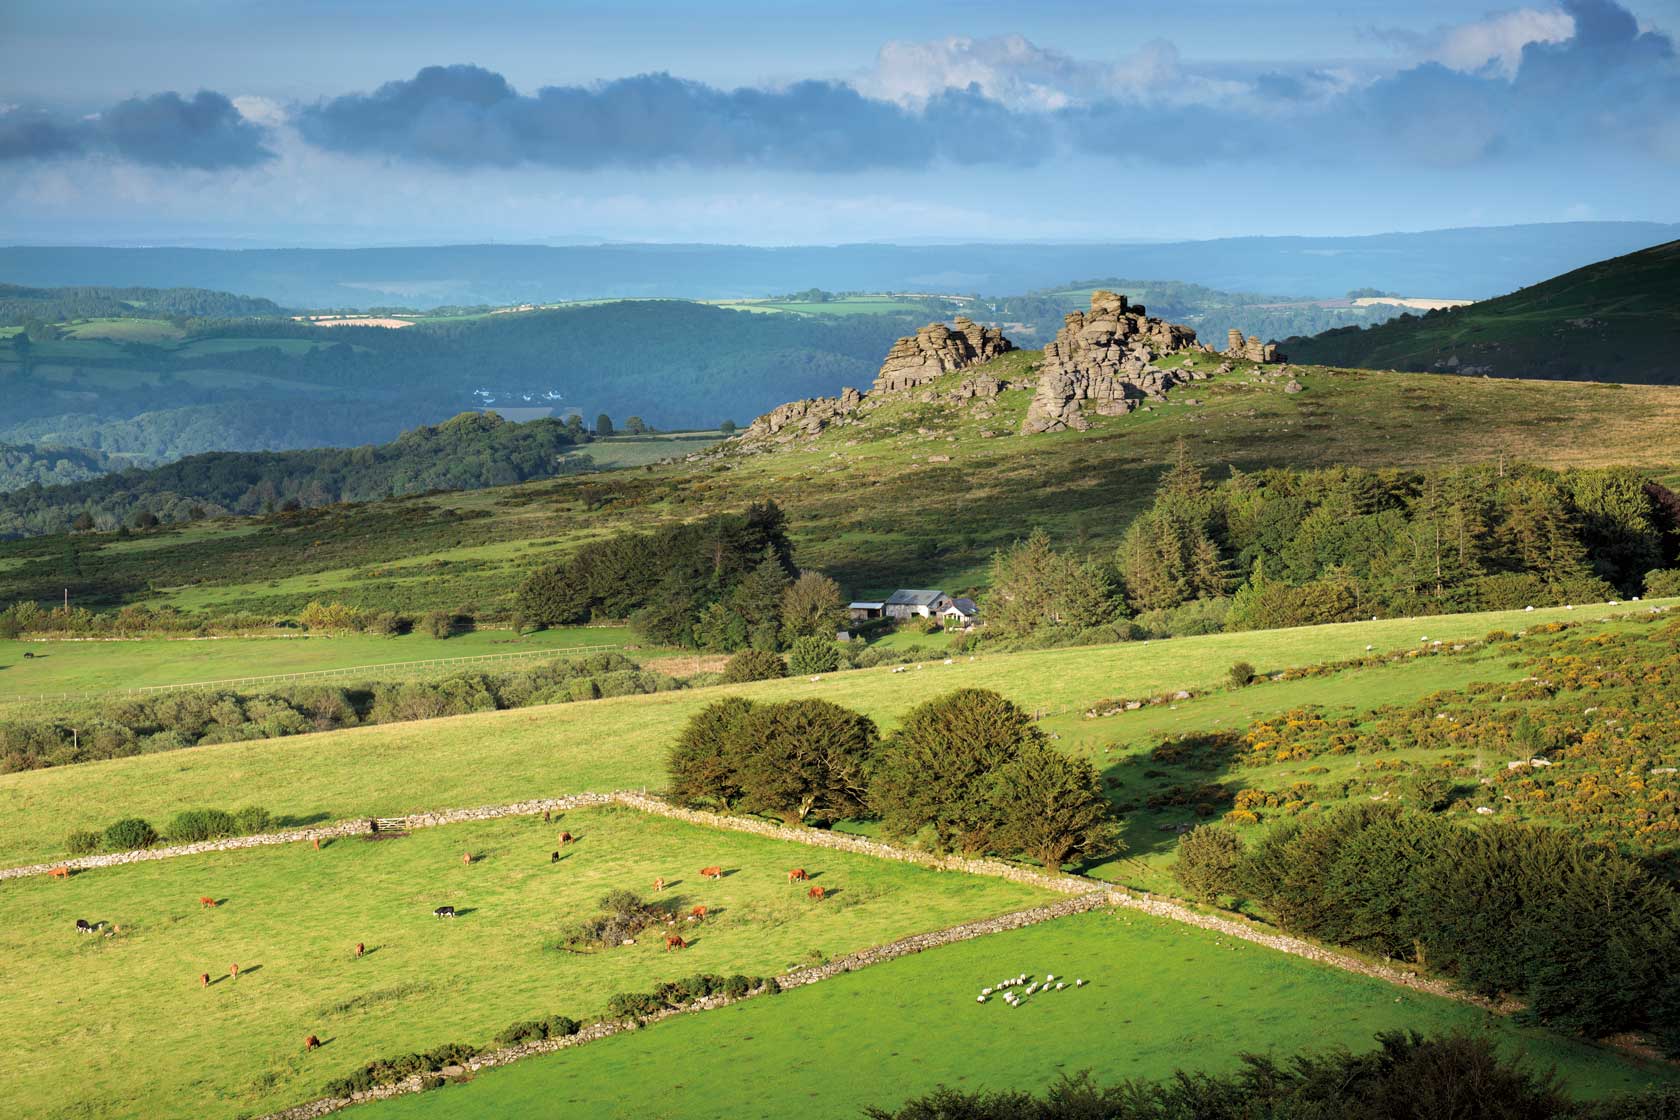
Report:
1096,730,1246,863
275,812,331,828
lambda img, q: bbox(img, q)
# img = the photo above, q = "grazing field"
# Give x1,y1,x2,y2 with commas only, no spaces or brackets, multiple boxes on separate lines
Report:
569,431,724,470
0,626,637,701
0,806,1046,1120
356,907,1680,1120
2,600,1667,868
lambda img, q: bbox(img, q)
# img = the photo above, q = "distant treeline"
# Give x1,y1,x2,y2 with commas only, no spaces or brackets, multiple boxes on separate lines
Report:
0,442,123,493
0,283,286,327
0,413,587,536
971,452,1677,650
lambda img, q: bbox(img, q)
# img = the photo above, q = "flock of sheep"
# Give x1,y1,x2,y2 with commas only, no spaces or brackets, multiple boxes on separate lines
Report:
975,972,1087,1007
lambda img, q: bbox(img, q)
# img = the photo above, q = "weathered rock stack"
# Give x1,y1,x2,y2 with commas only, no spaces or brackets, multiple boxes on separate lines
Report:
1224,327,1278,364
739,386,864,445
871,317,1012,393
1021,291,1207,434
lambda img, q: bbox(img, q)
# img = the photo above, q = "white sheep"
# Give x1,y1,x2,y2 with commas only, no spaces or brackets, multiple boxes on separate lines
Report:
982,988,992,996
976,994,987,1003
1076,979,1086,987
1045,973,1055,982
1055,982,1066,990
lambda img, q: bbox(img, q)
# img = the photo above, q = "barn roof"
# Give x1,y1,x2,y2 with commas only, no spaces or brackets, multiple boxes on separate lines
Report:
849,601,885,609
945,597,978,615
885,589,946,607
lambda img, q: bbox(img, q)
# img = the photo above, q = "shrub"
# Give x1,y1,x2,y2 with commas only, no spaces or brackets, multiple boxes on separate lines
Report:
721,648,786,683
422,610,453,639
368,611,407,636
166,808,240,843
1645,569,1680,598
103,817,158,851
321,1042,479,1098
1173,825,1246,902
65,830,101,855
786,636,842,675
494,1015,580,1046
233,806,273,834
1227,660,1256,688
1403,774,1454,812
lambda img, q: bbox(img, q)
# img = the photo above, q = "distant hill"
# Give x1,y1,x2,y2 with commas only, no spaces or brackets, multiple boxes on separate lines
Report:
0,283,286,326
0,442,122,492
1283,240,1680,383
0,412,588,537
2,223,1675,307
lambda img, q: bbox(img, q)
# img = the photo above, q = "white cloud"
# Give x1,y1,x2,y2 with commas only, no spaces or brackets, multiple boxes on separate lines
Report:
1408,7,1576,78
855,33,1244,111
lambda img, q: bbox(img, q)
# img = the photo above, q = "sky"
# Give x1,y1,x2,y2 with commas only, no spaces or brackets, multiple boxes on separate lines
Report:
1,0,1677,246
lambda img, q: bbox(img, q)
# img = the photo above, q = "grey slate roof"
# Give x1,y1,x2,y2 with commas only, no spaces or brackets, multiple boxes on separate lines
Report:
885,589,946,607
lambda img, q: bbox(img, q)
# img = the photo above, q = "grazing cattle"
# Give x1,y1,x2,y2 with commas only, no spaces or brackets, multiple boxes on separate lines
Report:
653,877,666,892
700,866,723,880
355,942,365,959
461,851,473,867
543,809,552,823
199,973,210,988
229,963,240,981
550,851,560,864
689,905,707,921
807,885,826,900
48,866,70,879
305,1034,321,1051
558,831,574,846
312,837,320,850
787,868,809,882
199,897,218,909
433,906,456,919
664,933,687,951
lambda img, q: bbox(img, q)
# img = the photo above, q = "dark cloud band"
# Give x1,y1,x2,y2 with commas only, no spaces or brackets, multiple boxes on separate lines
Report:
0,90,273,169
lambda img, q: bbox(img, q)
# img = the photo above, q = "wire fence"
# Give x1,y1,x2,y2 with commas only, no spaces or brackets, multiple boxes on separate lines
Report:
0,643,628,706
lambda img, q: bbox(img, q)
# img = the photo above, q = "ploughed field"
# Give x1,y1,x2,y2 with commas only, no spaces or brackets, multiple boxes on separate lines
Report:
354,908,1680,1120
1,600,1665,869
0,806,1046,1120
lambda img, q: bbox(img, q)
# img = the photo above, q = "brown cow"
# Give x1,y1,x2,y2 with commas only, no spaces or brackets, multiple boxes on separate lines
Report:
558,831,574,845
305,1034,321,1051
199,896,218,909
48,866,71,879
652,877,666,892
543,809,552,823
199,972,210,988
354,942,365,959
700,866,724,880
787,868,809,882
689,905,707,921
461,851,473,867
312,837,320,851
664,933,687,951
229,963,240,982
807,885,826,901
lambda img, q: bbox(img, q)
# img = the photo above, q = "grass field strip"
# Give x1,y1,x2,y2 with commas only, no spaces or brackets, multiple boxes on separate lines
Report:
0,643,627,705
258,893,1112,1120
11,786,1483,1012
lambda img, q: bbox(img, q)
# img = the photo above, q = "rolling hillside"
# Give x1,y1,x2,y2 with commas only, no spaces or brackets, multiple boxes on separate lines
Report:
1285,239,1680,382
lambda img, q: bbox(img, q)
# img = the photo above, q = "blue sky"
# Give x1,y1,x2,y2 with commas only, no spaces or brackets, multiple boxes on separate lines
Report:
1,0,1676,245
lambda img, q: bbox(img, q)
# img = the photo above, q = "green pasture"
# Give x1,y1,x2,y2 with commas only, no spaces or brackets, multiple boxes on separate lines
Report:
0,626,636,701
60,318,185,342
1,600,1665,868
0,806,1044,1119
571,432,724,470
357,907,1679,1120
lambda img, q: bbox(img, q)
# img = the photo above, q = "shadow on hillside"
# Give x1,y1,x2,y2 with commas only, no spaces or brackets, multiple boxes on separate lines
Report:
1095,730,1247,862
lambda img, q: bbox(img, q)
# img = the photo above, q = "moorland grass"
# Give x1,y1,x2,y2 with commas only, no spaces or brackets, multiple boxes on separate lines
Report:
0,625,638,701
1,601,1667,868
7,354,1679,618
0,806,1045,1120
356,907,1680,1120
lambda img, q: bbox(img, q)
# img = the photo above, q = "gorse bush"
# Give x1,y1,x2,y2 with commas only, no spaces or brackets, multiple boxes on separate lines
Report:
1226,660,1255,688
721,648,787,683
64,830,101,855
607,973,775,1021
1172,825,1245,903
320,1042,480,1098
493,1016,580,1047
102,818,158,852
166,808,239,843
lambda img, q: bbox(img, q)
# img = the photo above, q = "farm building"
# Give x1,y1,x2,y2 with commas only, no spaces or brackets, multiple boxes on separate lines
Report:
848,601,886,621
884,589,951,620
940,597,978,627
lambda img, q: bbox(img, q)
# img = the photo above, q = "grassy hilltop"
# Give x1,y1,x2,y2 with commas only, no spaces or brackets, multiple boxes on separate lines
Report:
4,347,1680,618
1285,239,1680,383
